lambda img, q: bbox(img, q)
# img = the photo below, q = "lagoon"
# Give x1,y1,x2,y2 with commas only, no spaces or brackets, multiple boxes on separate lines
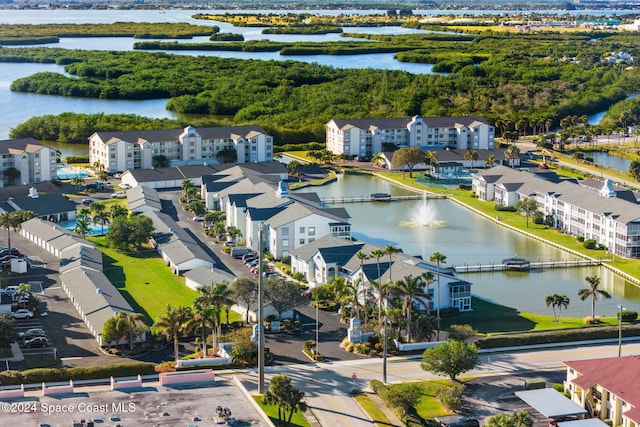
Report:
295,173,640,317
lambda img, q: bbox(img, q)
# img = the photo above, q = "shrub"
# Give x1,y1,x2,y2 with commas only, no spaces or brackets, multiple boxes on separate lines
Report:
447,324,476,342
524,378,545,390
436,383,464,411
370,379,386,395
0,363,157,386
583,239,597,249
494,204,516,212
618,310,638,322
533,215,544,224
604,420,613,427
458,183,472,190
576,235,585,242
552,383,564,393
346,343,354,352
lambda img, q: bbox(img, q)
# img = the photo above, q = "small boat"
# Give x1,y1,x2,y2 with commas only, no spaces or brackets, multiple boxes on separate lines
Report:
370,193,391,201
502,257,530,271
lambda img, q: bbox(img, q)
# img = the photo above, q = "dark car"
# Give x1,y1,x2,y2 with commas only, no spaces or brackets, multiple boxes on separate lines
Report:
24,336,48,348
0,247,19,256
19,328,45,340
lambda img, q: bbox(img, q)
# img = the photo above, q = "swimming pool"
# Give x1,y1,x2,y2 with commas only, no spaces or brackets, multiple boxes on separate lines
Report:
57,219,110,236
56,165,89,180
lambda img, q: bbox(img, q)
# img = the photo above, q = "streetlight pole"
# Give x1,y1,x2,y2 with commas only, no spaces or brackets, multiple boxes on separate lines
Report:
258,222,265,393
618,304,626,357
315,288,319,360
382,316,388,384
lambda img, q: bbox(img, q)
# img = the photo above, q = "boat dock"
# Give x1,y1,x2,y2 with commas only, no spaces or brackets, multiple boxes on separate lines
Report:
454,258,607,273
320,194,447,204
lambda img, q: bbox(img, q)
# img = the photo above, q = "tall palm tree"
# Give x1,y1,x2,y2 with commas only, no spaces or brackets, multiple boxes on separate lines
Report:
369,280,392,327
393,274,430,342
118,312,146,350
556,294,570,319
370,248,387,324
92,210,110,235
193,302,216,358
464,150,479,168
195,282,235,354
339,281,362,321
356,249,369,313
384,244,400,284
70,176,85,191
505,144,521,168
429,252,447,340
0,210,34,257
545,294,559,321
153,304,194,363
484,154,496,168
578,276,611,322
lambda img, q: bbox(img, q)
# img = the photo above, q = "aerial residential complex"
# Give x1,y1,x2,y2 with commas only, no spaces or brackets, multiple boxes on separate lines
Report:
473,165,640,258
326,115,495,159
0,137,57,186
89,125,274,173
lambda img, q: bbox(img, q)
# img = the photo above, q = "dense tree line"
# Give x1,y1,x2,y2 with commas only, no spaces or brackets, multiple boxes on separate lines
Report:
0,23,218,40
4,28,640,144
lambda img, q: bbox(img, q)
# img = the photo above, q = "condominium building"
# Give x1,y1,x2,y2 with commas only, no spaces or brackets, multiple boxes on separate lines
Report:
0,138,57,185
89,125,274,173
326,115,494,159
472,165,640,258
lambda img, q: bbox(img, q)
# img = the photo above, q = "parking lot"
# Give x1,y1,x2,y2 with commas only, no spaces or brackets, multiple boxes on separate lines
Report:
3,378,266,427
2,228,118,369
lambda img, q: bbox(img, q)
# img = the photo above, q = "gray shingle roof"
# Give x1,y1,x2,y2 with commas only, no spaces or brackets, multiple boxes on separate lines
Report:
184,266,236,288
127,186,162,212
93,125,268,145
59,245,104,274
330,116,490,132
21,218,94,252
9,193,76,217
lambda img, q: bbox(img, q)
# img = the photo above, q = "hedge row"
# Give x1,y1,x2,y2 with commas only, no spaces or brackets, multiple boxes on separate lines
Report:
0,362,156,386
475,324,640,349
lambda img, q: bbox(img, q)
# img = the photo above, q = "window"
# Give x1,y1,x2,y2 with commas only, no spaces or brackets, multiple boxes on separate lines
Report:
308,227,315,236
299,238,305,245
300,227,305,233
282,239,289,247
282,227,289,236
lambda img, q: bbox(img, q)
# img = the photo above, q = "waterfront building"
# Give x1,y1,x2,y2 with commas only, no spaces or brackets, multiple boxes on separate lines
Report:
290,235,472,312
564,355,640,426
89,125,274,173
472,165,640,258
326,115,494,160
0,137,57,185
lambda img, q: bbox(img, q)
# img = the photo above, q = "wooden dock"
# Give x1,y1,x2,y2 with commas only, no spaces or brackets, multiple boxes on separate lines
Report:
320,194,447,204
454,258,607,273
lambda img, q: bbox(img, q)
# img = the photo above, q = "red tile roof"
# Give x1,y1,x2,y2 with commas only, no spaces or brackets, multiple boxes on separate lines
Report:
564,355,640,422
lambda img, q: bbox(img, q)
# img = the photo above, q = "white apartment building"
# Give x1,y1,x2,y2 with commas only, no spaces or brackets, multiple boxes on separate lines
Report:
326,115,494,159
0,138,57,185
472,165,640,258
89,125,274,173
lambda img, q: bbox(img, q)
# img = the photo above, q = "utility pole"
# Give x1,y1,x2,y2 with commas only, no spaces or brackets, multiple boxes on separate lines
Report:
258,222,265,393
382,318,387,384
618,304,625,357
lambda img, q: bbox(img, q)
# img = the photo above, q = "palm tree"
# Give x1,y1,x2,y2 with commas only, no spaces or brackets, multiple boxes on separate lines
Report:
393,274,430,342
369,248,387,323
193,302,216,358
429,252,446,340
92,211,110,235
110,204,128,219
339,281,363,321
505,144,521,168
0,211,22,260
92,160,104,172
384,244,400,284
371,152,387,168
195,282,235,355
464,150,479,168
153,304,194,363
556,294,570,320
227,227,243,244
73,215,92,238
484,154,496,168
70,176,85,191
118,312,146,350
545,294,560,322
578,276,611,322
356,249,369,314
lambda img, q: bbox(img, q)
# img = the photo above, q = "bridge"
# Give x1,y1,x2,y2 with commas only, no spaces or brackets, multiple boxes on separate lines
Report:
320,194,447,204
453,258,607,273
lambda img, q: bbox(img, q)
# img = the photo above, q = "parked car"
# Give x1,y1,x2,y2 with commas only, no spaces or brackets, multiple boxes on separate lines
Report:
111,191,126,198
11,309,34,319
242,252,256,262
81,198,94,205
19,328,45,339
192,214,206,222
0,247,19,256
243,256,257,265
1,255,20,267
24,336,48,348
119,183,131,190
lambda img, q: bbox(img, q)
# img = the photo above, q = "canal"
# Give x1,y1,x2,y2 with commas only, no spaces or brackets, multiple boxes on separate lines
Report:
295,173,640,317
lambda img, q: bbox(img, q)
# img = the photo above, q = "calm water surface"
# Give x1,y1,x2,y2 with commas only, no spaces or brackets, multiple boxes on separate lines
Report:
296,173,640,316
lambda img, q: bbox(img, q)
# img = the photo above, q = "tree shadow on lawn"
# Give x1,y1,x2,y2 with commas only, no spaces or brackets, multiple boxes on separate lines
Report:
441,297,536,333
101,251,152,324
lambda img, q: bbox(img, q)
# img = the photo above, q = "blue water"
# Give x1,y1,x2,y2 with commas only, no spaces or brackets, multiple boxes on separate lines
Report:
58,219,110,236
56,166,89,180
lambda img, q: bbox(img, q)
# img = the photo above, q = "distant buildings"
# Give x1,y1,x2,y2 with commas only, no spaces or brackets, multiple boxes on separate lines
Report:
0,137,57,186
89,125,274,173
472,165,640,258
326,115,494,160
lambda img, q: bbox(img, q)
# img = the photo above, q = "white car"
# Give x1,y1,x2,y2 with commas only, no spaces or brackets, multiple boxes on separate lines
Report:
11,309,33,319
111,191,127,198
119,183,131,190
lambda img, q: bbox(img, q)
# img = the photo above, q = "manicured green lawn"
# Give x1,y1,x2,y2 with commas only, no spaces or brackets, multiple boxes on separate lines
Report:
89,237,199,324
253,396,311,427
414,379,460,420
354,394,394,427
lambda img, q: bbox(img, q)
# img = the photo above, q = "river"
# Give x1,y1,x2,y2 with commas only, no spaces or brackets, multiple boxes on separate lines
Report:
296,173,640,317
